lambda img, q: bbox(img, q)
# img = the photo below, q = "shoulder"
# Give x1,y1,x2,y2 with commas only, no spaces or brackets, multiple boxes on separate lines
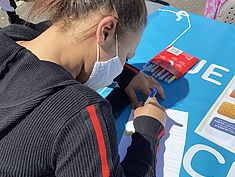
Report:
44,82,112,129
49,83,116,147
65,83,108,107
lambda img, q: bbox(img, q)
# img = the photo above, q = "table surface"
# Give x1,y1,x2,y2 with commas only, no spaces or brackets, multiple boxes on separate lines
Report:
99,5,235,177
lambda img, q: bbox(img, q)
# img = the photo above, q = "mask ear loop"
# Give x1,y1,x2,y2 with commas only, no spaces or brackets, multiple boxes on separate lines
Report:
115,34,119,56
96,43,100,62
97,30,118,62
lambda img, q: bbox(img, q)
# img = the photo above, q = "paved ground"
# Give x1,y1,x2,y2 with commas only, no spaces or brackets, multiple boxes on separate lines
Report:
0,0,207,28
167,0,206,15
0,1,40,28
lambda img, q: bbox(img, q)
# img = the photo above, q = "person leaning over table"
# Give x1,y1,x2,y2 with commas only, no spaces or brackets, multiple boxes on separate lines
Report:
0,0,167,176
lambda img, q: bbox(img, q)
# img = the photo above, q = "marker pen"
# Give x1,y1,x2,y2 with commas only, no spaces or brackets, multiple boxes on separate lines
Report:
143,62,150,69
148,64,156,71
164,74,173,82
151,65,159,73
145,64,154,71
156,69,166,78
167,76,176,84
153,68,163,77
159,71,171,80
145,88,158,104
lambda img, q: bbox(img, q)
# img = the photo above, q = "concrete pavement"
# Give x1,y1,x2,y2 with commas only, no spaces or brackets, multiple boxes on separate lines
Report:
0,0,206,28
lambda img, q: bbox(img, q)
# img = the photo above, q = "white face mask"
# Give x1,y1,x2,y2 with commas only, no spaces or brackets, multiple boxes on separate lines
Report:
84,35,123,90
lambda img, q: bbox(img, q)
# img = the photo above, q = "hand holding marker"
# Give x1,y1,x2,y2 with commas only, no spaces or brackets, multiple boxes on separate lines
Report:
145,88,158,104
125,88,158,136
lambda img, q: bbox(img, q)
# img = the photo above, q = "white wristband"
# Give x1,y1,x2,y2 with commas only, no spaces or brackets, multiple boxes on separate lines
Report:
125,120,135,136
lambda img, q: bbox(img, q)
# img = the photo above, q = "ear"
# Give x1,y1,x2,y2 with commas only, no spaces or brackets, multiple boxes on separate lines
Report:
96,16,117,46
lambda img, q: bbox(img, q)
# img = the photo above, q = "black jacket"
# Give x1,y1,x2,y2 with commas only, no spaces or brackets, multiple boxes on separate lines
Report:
0,24,164,177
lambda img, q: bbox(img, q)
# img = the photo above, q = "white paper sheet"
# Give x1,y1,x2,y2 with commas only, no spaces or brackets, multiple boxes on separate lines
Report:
195,76,235,153
118,109,188,177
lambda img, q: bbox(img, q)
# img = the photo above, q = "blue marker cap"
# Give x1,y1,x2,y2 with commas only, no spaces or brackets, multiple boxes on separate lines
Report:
150,88,158,98
145,88,158,104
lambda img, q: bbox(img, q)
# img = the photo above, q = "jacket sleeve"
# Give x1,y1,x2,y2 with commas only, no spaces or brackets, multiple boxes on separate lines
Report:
121,116,165,176
105,87,131,118
52,101,164,177
114,63,140,90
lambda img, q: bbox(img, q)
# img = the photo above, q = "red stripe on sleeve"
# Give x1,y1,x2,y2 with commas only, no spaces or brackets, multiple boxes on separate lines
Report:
157,128,165,154
124,63,139,74
157,128,165,140
87,105,110,177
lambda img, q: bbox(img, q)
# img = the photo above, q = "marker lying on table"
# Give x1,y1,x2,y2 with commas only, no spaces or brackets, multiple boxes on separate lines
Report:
125,88,158,136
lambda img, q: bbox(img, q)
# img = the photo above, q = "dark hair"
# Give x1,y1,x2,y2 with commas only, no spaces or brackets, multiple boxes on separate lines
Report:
30,0,147,38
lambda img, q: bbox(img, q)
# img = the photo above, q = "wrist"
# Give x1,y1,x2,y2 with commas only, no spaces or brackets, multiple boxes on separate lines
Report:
134,106,166,127
114,63,139,89
134,116,165,138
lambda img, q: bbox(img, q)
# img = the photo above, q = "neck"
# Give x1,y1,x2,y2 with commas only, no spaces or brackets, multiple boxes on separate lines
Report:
18,25,96,82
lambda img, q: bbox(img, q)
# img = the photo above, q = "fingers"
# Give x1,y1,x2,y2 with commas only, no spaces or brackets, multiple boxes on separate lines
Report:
141,87,151,100
133,101,144,110
145,97,166,111
125,86,138,105
148,76,166,99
